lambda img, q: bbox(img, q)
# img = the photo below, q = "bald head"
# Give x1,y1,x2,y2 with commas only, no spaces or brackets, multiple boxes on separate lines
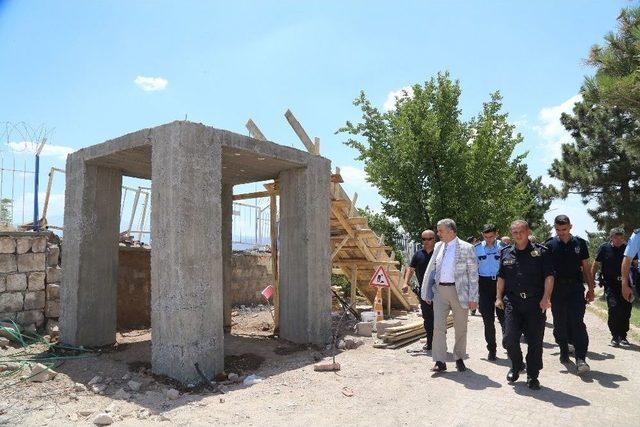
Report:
421,230,436,251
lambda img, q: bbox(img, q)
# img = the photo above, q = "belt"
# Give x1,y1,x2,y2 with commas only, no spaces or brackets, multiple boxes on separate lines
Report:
479,275,497,281
508,291,542,300
439,282,456,286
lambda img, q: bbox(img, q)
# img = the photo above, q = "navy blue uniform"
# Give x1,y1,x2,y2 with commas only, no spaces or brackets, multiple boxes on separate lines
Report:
499,242,553,380
410,249,434,348
545,235,590,360
596,242,632,340
475,241,505,353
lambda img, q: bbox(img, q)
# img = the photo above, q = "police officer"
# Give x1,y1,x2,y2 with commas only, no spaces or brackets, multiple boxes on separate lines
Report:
402,229,436,351
545,215,595,374
622,228,640,305
495,220,554,390
591,228,632,346
475,224,505,360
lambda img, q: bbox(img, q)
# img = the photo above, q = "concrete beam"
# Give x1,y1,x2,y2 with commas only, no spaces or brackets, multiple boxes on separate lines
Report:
150,123,224,384
60,155,122,346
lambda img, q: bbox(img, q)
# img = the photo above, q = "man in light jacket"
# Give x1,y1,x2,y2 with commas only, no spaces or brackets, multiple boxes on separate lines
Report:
421,218,479,373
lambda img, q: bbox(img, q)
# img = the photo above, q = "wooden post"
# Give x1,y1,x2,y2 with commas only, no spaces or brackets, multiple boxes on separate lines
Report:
268,185,280,331
350,265,357,309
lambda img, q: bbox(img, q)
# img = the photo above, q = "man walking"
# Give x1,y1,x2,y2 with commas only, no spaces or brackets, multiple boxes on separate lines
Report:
402,229,436,351
622,228,640,305
496,220,554,390
545,215,595,374
422,219,479,373
475,224,505,361
592,228,632,346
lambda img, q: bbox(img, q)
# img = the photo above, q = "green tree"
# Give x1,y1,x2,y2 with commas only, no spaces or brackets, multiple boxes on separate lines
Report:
549,88,640,234
339,72,549,239
0,198,12,226
586,7,640,155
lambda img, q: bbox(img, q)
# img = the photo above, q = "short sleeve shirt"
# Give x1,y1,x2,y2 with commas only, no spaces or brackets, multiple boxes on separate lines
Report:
624,230,640,259
475,241,501,277
498,243,554,295
410,249,433,288
595,242,626,281
545,235,589,282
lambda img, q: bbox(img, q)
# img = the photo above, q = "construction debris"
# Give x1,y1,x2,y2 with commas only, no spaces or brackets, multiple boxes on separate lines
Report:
28,363,57,382
314,362,341,372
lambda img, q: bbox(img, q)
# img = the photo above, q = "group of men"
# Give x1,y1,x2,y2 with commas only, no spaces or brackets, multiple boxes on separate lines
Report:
402,215,640,390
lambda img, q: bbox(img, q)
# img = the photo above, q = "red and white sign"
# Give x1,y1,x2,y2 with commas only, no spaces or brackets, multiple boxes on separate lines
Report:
369,265,391,288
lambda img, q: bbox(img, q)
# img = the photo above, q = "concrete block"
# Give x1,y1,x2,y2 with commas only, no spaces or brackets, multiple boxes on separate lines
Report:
28,272,46,290
6,273,27,291
46,283,60,300
46,266,62,283
47,245,60,267
0,237,15,254
17,310,45,326
0,293,23,313
0,275,6,292
16,237,32,254
17,253,45,272
31,237,47,253
24,291,46,310
45,300,60,318
0,254,17,273
355,321,374,337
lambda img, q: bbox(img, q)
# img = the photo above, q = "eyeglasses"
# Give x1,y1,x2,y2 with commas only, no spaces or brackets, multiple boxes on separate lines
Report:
422,237,435,241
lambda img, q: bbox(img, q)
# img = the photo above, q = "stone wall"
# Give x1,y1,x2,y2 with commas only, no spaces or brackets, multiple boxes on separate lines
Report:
117,246,151,329
0,232,61,333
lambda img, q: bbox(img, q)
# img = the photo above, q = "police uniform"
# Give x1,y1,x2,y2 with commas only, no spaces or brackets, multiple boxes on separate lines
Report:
624,229,640,297
475,241,505,355
499,242,553,381
409,248,434,348
545,235,590,361
596,241,632,341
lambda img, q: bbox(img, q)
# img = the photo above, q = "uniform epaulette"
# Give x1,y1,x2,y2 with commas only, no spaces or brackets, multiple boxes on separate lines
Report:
500,244,513,253
575,235,587,242
544,237,554,244
535,243,548,251
474,242,481,247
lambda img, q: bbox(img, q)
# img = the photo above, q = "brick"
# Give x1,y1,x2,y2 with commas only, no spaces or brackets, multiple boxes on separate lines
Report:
31,237,47,253
0,237,15,254
0,293,23,312
47,245,60,267
28,272,46,291
16,237,32,254
17,253,45,273
17,310,44,326
0,254,17,273
24,291,45,310
46,266,62,283
45,300,59,318
46,283,60,300
6,273,27,291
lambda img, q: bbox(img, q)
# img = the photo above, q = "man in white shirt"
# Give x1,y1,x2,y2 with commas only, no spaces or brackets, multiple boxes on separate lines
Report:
422,218,479,373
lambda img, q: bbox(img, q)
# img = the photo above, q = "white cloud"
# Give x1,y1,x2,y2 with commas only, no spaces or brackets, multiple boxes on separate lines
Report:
134,76,168,92
533,94,581,160
383,86,414,112
7,141,75,160
339,165,370,188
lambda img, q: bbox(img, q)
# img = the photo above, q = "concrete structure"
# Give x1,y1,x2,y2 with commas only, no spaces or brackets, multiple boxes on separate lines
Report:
60,121,331,384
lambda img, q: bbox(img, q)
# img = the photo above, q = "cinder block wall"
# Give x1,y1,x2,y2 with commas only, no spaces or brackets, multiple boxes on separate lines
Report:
231,252,273,305
0,232,61,333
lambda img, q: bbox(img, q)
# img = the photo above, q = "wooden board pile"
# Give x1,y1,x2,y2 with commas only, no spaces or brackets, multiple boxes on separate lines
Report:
374,315,454,349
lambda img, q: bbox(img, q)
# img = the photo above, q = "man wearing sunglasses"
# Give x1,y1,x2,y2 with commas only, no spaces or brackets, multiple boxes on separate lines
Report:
402,229,436,351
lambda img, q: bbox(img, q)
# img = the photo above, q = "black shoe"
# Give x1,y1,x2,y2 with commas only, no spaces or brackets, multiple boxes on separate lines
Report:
431,361,447,373
527,377,540,390
455,359,467,372
507,368,520,383
620,338,631,347
423,343,432,351
560,350,570,363
488,351,497,361
610,337,620,347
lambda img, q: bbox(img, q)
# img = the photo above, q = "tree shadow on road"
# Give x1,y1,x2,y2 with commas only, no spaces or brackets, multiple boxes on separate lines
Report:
434,368,502,390
513,383,590,408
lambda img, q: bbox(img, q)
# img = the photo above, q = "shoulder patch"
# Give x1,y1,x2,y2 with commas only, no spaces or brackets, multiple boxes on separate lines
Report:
474,242,481,247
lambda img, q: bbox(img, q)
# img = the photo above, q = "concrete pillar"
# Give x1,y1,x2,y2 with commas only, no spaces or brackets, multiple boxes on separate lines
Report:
278,157,331,345
60,155,122,346
222,183,233,329
151,124,224,384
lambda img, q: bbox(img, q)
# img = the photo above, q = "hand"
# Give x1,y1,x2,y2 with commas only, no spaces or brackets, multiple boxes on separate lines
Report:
468,301,478,311
495,298,504,310
539,297,551,312
402,284,409,294
585,289,595,303
425,299,433,305
622,285,634,303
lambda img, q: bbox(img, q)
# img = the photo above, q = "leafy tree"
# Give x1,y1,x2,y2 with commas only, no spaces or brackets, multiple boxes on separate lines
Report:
0,198,12,226
585,7,640,155
358,206,405,264
339,72,550,239
549,88,640,234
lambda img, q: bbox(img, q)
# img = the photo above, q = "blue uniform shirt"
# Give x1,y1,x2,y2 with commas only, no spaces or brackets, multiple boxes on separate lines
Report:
475,240,502,277
624,229,640,259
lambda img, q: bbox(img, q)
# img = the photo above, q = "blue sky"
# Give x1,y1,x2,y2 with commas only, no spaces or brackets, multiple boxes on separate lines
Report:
0,0,631,237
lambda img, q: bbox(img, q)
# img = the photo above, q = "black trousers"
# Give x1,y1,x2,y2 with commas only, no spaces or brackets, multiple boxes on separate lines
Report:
479,276,505,352
551,284,589,360
503,295,546,379
605,286,632,340
418,295,434,346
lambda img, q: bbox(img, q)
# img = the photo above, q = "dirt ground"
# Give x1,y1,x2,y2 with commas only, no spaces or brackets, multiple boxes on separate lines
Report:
1,304,639,426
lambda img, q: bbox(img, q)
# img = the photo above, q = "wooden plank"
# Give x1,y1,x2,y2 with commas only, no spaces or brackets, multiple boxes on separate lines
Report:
333,260,400,268
349,192,358,217
331,236,350,260
351,265,357,308
233,190,271,201
269,191,279,330
245,119,267,141
284,109,318,154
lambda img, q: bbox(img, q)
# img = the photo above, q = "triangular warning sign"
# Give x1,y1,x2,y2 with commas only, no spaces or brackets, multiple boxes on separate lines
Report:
369,265,391,288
